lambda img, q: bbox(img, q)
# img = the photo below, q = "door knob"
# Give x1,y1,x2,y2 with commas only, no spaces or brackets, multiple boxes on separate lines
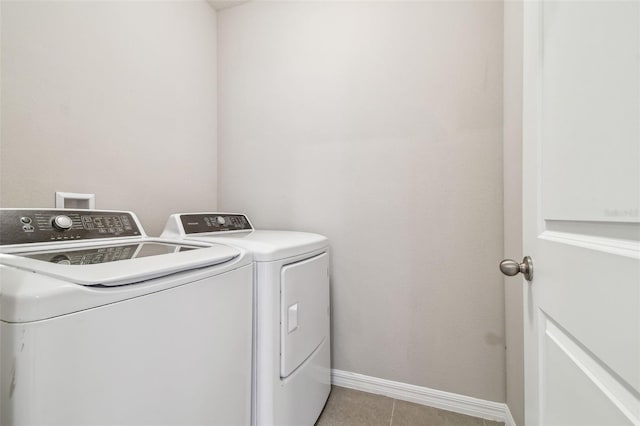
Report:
500,256,533,282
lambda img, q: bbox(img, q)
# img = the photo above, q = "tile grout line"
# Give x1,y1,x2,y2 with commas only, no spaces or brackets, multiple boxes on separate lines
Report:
389,399,396,426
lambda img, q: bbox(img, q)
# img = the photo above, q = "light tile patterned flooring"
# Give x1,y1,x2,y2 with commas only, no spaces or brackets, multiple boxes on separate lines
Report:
315,386,505,426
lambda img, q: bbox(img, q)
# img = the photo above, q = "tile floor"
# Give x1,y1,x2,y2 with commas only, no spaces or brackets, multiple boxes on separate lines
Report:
315,386,505,426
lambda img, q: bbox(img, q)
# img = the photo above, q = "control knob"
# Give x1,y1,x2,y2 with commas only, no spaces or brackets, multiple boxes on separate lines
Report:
52,215,73,231
51,255,71,265
216,216,226,225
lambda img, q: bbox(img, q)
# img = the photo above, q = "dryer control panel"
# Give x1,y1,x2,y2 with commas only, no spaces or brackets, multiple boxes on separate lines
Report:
180,213,253,234
0,209,142,245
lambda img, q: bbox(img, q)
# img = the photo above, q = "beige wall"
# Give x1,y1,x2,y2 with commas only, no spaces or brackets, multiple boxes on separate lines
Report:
504,1,524,424
218,1,506,402
0,1,218,236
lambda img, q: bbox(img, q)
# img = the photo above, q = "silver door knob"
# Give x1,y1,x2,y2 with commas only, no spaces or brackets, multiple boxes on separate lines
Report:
500,256,533,282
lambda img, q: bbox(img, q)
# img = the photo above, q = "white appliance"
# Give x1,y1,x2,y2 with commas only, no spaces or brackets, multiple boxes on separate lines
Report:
162,213,330,426
0,208,253,426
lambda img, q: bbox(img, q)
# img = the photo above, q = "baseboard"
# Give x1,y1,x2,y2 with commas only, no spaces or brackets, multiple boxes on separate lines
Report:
504,405,517,426
331,369,516,426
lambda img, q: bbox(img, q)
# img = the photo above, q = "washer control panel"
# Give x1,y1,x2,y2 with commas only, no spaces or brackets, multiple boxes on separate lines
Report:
0,209,141,245
180,213,252,234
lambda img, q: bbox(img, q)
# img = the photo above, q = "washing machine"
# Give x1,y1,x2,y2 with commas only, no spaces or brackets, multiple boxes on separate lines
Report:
0,208,253,426
161,213,331,426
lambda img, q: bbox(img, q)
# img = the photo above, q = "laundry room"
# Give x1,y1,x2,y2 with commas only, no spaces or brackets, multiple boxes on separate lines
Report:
1,1,637,426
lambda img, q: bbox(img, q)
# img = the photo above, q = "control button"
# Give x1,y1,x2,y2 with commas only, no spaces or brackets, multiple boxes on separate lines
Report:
216,216,226,225
22,225,35,232
52,215,73,231
20,216,32,224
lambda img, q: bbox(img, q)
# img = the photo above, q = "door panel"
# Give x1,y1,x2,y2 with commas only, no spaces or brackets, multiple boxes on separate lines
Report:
541,1,639,222
536,239,639,393
280,252,330,378
541,315,636,426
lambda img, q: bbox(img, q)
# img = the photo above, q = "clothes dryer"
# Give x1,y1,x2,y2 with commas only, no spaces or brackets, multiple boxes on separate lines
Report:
0,209,253,426
162,213,330,426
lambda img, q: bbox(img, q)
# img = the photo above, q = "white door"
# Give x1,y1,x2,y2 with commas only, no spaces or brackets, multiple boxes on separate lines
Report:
522,1,640,425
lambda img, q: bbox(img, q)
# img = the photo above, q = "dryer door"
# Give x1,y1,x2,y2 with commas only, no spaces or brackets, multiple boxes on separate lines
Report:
280,252,329,378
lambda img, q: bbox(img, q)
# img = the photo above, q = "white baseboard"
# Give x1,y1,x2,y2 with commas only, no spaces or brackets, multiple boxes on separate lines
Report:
331,369,516,426
504,405,517,426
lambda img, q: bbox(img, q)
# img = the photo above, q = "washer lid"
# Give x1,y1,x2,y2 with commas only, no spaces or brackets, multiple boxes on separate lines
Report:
0,240,240,286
